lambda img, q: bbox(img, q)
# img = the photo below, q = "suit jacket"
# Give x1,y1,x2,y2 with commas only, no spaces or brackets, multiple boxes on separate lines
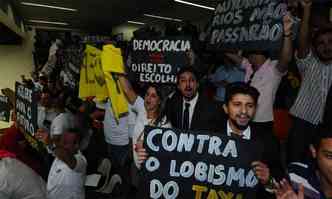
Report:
165,92,225,132
218,121,284,198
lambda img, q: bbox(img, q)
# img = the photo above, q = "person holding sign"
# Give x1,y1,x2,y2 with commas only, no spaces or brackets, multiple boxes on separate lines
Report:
165,66,224,132
225,13,294,135
288,0,332,164
117,74,171,169
137,82,284,198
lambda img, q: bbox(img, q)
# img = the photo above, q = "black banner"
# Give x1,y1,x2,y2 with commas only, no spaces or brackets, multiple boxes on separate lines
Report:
15,82,42,151
0,95,10,122
130,37,191,84
208,0,287,51
140,126,263,199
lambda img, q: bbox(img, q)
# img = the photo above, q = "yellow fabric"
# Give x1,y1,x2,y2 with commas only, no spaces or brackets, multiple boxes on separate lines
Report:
101,44,125,74
104,72,128,122
79,44,128,122
79,45,108,101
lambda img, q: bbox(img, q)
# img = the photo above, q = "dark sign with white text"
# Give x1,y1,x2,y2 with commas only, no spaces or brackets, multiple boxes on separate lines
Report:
0,95,10,122
208,0,287,51
131,37,191,84
140,126,263,199
15,82,41,151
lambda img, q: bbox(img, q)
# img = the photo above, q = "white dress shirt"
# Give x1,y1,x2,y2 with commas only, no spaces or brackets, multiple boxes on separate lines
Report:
226,120,251,140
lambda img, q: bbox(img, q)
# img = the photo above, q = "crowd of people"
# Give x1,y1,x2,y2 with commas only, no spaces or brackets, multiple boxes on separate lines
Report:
1,0,332,198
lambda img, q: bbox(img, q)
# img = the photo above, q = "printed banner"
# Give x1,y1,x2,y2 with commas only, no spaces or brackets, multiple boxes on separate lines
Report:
140,126,263,199
130,37,191,84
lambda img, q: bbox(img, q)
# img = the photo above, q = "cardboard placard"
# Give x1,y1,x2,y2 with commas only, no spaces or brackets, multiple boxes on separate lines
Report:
0,95,10,122
208,0,287,51
130,37,191,84
140,126,263,199
15,82,42,151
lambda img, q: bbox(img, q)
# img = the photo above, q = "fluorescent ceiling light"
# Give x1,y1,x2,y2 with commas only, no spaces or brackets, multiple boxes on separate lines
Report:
28,20,69,26
21,2,77,12
128,21,145,25
144,14,182,22
174,0,215,10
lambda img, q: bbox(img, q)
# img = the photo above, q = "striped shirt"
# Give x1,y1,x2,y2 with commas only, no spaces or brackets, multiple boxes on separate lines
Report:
290,51,332,125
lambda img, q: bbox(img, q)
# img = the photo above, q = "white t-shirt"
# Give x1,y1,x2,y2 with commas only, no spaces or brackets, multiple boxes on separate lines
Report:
0,158,47,199
103,100,134,146
50,112,75,137
131,96,171,168
242,59,285,122
47,152,87,199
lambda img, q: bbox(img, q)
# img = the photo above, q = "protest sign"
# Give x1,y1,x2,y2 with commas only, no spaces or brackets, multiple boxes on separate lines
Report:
140,126,263,199
0,95,10,122
15,82,42,151
130,37,191,84
208,0,287,51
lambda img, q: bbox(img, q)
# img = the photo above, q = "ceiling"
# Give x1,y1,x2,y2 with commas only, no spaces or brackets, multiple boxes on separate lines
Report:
12,0,217,33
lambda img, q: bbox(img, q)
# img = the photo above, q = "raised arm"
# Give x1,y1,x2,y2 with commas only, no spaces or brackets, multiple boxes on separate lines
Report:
276,13,294,73
297,0,312,58
118,74,138,105
224,52,244,66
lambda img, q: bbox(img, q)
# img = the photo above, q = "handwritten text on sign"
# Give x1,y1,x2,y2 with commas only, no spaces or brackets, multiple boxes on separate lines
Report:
0,95,10,122
141,127,262,199
209,0,286,50
131,38,191,84
15,82,41,151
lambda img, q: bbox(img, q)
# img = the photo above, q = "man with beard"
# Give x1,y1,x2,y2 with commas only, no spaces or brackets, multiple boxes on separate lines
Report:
222,82,284,198
165,67,224,132
287,0,332,163
137,82,284,198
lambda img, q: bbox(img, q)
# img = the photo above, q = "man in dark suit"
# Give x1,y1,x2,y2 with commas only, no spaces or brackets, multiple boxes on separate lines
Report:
222,82,284,198
166,67,224,132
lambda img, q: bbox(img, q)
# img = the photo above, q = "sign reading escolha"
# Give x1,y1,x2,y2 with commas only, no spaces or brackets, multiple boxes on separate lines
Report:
131,37,191,84
140,126,263,199
208,0,287,51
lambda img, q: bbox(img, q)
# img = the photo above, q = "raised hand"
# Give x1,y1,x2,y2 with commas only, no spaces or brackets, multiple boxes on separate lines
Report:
274,179,304,199
283,12,294,36
251,161,270,185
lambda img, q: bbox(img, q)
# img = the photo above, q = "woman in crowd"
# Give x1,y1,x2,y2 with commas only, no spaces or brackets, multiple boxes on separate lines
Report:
117,74,171,168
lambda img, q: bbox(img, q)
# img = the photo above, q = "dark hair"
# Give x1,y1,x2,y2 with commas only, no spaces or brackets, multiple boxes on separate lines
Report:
176,66,199,83
312,124,332,149
143,84,169,126
225,82,260,105
313,28,332,47
63,128,81,141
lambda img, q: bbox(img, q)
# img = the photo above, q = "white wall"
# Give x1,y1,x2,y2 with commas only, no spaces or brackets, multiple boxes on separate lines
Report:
112,24,142,41
0,4,35,129
0,30,35,91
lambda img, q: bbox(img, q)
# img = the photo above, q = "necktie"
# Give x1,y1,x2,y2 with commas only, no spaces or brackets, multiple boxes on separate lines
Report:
182,102,190,130
247,70,257,86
